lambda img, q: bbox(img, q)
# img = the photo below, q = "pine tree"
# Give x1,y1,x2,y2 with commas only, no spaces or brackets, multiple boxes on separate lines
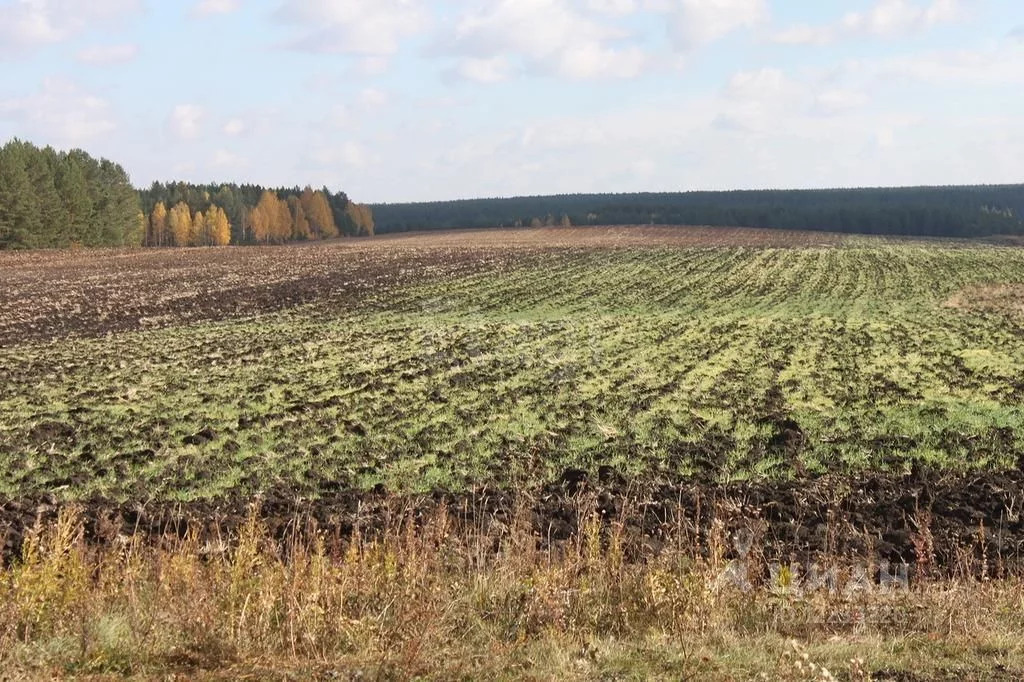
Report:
22,145,63,247
55,155,93,246
0,141,35,248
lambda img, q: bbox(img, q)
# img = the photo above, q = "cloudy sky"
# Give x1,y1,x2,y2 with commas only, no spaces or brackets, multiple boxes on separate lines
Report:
0,0,1021,203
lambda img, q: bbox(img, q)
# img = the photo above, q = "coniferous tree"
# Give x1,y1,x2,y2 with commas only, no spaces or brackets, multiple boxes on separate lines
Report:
55,155,93,246
0,141,36,248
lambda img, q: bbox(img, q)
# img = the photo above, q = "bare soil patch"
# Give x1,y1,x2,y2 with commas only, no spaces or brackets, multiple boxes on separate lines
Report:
945,283,1024,316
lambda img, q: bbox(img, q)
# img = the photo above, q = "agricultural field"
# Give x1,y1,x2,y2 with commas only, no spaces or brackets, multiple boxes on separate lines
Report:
3,226,1024,678
3,227,1024,498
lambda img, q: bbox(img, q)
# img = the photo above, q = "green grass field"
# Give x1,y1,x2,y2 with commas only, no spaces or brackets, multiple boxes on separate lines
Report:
3,231,1024,503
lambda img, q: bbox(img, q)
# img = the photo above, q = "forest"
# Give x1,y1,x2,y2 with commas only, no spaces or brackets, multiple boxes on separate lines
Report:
0,139,374,249
371,185,1024,238
139,181,375,246
4,136,1024,249
0,139,142,249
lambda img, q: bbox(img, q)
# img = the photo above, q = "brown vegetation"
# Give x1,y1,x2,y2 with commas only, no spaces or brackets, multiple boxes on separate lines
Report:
3,502,1024,680
945,284,1024,316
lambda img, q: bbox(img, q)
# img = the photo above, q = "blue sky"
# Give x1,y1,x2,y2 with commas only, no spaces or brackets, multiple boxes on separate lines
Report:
0,0,1021,203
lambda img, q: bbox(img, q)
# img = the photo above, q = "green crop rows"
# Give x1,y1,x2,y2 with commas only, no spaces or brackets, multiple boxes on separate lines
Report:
3,242,1024,502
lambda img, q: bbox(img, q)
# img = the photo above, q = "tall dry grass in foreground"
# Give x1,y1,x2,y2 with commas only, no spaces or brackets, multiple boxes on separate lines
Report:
2,505,1023,680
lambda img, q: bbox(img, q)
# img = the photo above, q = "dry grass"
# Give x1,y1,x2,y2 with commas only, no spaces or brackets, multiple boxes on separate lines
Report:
2,506,1023,680
945,283,1024,316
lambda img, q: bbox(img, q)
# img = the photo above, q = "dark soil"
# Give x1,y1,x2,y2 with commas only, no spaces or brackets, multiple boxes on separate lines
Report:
3,469,1023,578
0,241,534,345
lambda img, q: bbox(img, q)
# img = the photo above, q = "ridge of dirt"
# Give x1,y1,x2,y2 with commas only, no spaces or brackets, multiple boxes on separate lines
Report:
4,469,1023,575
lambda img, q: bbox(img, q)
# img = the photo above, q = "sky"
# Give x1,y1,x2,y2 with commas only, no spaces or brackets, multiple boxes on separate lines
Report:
0,0,1022,203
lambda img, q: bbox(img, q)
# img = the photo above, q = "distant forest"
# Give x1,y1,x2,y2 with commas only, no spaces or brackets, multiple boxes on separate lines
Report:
139,183,374,247
0,139,374,249
4,137,1024,248
371,186,1024,238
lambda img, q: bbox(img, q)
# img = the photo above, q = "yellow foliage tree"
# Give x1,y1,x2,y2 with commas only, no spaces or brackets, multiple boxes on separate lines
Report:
249,197,269,243
252,190,291,243
192,211,204,246
300,187,338,239
149,201,168,246
168,202,192,246
288,196,311,240
274,194,292,242
345,202,375,237
207,205,231,246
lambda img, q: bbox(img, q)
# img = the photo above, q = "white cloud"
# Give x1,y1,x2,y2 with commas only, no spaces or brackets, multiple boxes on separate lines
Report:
212,148,243,166
773,0,964,45
586,0,637,14
170,104,204,140
192,0,241,16
875,46,1024,86
0,0,141,53
75,43,139,65
771,24,834,46
223,118,246,135
0,78,115,144
841,0,961,36
454,56,514,84
813,88,869,115
1009,25,1024,42
307,140,373,170
443,0,649,81
276,0,429,56
665,0,769,50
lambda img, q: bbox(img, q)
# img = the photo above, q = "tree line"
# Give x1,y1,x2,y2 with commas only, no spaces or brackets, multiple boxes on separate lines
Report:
0,139,142,249
371,186,1024,238
140,183,375,247
0,138,375,249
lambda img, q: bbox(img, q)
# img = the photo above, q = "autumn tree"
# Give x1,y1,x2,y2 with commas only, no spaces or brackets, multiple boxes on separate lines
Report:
168,202,192,246
149,201,168,246
288,195,311,240
300,187,338,239
207,205,231,246
191,210,204,246
251,190,291,243
274,194,293,242
345,202,375,237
